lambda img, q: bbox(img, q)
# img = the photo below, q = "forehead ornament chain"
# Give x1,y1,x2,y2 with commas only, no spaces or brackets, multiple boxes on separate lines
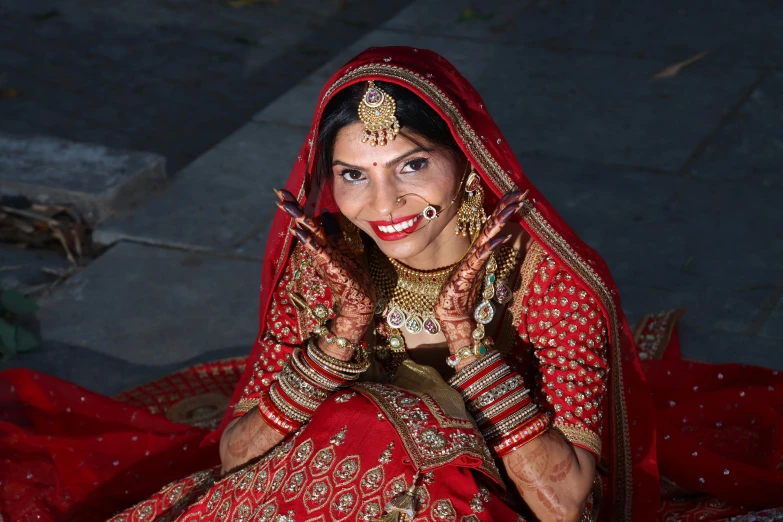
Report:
358,81,400,146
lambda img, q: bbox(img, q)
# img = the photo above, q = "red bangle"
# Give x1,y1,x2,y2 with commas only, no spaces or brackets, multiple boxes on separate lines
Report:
477,396,533,428
456,360,505,394
493,413,551,457
257,392,301,435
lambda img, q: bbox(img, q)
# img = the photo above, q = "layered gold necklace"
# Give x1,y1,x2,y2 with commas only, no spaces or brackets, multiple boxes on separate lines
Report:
368,245,457,336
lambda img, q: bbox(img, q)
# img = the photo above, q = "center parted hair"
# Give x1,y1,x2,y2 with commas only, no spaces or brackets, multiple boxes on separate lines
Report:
314,81,464,183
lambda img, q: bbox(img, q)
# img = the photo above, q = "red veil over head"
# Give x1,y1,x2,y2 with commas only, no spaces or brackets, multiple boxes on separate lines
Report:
215,46,660,521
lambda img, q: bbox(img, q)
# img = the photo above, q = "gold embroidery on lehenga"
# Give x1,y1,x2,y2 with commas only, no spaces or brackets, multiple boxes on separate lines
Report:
291,439,314,470
310,446,337,476
355,383,503,486
333,455,361,485
360,465,386,496
303,477,332,513
430,498,458,522
330,485,360,521
358,497,384,521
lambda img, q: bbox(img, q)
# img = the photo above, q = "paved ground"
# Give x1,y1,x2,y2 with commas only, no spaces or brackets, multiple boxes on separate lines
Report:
0,0,411,174
2,0,781,394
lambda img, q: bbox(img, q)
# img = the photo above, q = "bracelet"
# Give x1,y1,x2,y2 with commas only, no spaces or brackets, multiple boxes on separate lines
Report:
481,402,539,441
448,351,503,389
446,345,487,369
306,339,370,378
280,364,329,402
289,291,366,355
258,391,301,435
494,413,551,457
277,371,322,412
459,365,512,402
467,374,526,411
473,392,531,426
290,349,343,392
269,383,311,424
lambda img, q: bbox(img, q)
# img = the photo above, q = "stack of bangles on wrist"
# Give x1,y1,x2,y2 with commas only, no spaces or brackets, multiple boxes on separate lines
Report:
257,294,370,436
448,351,550,457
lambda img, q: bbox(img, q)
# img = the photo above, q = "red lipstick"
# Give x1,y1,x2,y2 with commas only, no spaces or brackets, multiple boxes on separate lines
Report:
368,213,423,241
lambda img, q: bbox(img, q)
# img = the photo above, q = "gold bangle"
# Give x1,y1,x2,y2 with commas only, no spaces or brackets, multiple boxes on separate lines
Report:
268,383,310,424
459,365,512,401
448,351,503,388
306,339,370,377
290,349,343,392
467,375,526,411
481,403,539,441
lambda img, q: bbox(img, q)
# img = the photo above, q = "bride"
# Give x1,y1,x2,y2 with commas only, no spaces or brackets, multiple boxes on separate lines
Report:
2,46,781,522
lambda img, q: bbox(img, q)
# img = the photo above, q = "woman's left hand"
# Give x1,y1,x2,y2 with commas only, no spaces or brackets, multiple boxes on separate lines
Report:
434,190,528,369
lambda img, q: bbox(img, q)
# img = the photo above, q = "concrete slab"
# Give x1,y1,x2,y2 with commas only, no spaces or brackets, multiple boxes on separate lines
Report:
0,133,167,223
253,72,331,128
759,295,783,340
512,156,781,335
94,122,306,253
688,72,783,187
303,30,758,172
0,245,71,291
383,0,783,68
36,242,261,366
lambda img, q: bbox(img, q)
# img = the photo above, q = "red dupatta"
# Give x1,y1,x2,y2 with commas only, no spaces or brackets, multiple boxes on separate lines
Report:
211,46,660,521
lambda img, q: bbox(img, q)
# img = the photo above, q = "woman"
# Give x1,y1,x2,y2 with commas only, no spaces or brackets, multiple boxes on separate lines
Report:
2,47,782,522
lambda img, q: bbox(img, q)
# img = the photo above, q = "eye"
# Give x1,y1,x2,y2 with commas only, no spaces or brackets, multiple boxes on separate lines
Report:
340,169,366,183
401,158,428,173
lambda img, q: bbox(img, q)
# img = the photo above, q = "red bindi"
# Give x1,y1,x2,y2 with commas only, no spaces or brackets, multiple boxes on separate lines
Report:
373,162,377,166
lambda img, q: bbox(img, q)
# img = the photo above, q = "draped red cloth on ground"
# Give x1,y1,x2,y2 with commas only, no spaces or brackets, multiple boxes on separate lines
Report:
1,46,782,521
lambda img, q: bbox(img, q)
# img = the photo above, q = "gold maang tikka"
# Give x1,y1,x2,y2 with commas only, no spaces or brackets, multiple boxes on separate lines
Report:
358,81,400,146
454,169,488,239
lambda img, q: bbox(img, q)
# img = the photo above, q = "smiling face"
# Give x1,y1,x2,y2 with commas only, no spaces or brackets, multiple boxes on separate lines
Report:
330,122,471,269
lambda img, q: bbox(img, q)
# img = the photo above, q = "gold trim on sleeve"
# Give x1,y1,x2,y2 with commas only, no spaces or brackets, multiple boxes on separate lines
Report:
233,398,260,416
509,241,547,328
552,422,602,458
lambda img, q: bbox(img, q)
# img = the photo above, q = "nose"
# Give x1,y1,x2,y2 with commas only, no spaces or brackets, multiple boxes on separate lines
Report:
369,176,404,218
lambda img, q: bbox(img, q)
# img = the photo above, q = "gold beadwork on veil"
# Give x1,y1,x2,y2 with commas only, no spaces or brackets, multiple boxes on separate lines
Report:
358,81,400,146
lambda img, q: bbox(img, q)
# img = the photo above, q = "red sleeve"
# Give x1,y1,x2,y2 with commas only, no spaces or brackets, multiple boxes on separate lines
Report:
232,244,333,417
519,255,609,459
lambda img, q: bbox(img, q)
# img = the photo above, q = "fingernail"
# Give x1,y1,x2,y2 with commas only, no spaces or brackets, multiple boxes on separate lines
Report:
283,202,304,218
273,188,284,200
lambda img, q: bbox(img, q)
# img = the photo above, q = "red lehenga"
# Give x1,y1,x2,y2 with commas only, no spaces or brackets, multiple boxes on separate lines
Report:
2,47,782,522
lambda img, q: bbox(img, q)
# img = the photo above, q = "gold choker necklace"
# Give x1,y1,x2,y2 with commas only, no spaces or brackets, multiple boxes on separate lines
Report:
369,246,458,336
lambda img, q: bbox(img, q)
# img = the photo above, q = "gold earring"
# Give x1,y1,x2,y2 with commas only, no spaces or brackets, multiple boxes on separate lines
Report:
454,170,487,239
339,215,364,255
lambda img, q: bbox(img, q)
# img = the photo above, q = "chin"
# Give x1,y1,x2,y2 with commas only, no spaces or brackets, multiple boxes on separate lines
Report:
369,234,431,263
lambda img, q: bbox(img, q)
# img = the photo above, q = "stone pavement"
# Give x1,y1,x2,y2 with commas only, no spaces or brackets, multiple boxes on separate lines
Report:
0,0,412,175
2,0,782,394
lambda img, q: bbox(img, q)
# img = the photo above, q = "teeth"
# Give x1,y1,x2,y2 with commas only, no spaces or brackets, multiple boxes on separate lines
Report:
378,217,417,234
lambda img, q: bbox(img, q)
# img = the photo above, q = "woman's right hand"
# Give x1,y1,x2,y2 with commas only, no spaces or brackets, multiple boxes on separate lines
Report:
219,409,284,475
275,189,375,361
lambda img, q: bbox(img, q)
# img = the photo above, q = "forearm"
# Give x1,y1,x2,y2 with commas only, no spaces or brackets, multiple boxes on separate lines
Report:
502,431,596,522
219,409,285,474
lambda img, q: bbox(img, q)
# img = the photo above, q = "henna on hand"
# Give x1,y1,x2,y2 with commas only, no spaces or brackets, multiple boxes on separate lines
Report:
276,189,375,358
434,190,529,361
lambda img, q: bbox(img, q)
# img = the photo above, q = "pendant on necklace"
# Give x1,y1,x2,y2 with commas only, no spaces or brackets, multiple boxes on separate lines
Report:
494,281,512,304
422,315,440,335
405,314,423,334
387,306,406,329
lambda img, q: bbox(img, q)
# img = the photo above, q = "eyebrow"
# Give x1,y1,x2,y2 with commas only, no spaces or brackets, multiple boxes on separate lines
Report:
332,147,428,170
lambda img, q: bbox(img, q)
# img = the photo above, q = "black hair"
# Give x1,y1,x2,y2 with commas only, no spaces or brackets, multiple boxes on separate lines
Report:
315,81,463,183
